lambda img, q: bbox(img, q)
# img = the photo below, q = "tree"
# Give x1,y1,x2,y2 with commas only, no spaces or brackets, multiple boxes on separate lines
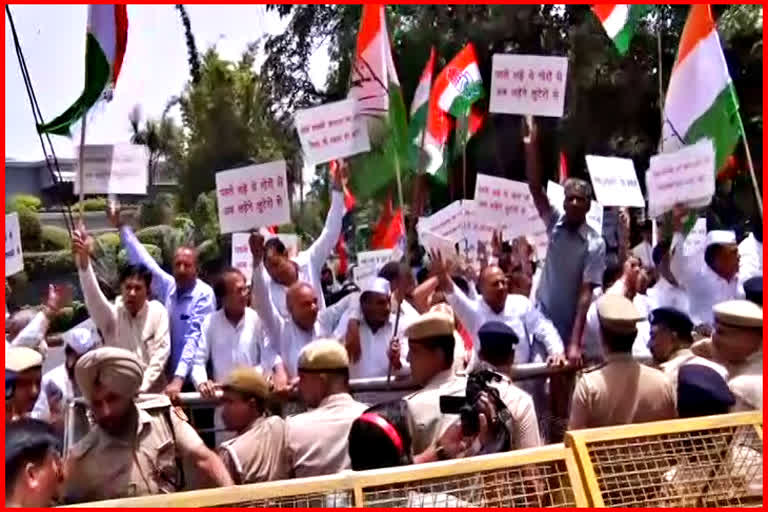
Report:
128,103,184,187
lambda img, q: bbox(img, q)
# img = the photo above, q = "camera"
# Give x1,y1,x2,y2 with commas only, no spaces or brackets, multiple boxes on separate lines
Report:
439,370,510,442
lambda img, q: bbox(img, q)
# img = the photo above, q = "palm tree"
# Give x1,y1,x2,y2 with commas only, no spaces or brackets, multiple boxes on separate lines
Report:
128,104,184,187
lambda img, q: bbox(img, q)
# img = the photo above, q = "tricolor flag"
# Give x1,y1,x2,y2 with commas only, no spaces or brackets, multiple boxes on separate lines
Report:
591,5,651,55
434,43,485,118
347,5,410,200
558,151,569,184
661,4,743,173
38,5,128,136
371,195,405,251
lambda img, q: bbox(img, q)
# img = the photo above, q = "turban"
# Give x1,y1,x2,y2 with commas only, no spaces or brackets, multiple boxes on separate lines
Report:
75,347,143,403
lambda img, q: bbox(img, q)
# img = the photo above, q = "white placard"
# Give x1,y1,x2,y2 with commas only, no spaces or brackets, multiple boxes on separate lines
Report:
357,249,395,270
461,199,495,249
295,99,371,165
489,54,568,117
353,264,378,290
546,181,604,235
419,229,457,258
682,218,707,257
73,144,149,195
474,174,539,238
5,213,24,276
646,139,716,218
585,155,645,208
231,232,301,285
417,201,464,242
215,160,290,234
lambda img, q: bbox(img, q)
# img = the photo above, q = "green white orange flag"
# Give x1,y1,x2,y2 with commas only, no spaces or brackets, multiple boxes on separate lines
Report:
38,5,128,136
434,43,484,117
661,4,742,172
591,4,650,55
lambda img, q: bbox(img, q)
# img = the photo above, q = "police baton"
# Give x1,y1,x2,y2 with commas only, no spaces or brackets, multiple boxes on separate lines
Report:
386,296,404,390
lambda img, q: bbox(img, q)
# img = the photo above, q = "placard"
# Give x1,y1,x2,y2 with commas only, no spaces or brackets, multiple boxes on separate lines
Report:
215,160,290,234
489,54,568,117
417,201,464,242
353,264,378,290
73,144,149,195
546,181,604,235
461,199,495,248
585,155,645,208
474,174,538,238
419,229,457,258
357,249,395,269
295,99,371,165
5,213,23,276
231,232,301,284
646,139,716,218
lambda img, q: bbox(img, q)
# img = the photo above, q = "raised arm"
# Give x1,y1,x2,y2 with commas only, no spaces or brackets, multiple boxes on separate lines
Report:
73,229,117,340
249,233,285,349
307,164,347,272
10,284,71,350
431,250,482,335
523,117,553,223
119,225,175,302
140,303,170,393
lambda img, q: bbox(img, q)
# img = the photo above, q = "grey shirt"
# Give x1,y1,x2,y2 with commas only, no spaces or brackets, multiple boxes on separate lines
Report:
535,208,606,342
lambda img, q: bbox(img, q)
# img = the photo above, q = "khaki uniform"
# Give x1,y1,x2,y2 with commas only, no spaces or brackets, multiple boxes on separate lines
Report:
728,350,762,411
64,395,205,503
487,370,542,450
568,353,677,430
218,416,290,484
286,393,368,478
404,369,466,455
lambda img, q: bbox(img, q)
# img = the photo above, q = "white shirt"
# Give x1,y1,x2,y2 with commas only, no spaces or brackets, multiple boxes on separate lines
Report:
333,309,413,380
738,233,762,289
191,308,278,388
31,364,73,422
646,276,690,315
670,233,741,326
447,284,564,366
251,261,353,378
632,241,655,268
264,190,346,319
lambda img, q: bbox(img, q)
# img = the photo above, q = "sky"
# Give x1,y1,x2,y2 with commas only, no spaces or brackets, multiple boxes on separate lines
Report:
5,4,330,183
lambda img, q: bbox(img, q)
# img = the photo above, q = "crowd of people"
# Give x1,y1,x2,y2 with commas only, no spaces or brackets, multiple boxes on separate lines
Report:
5,124,763,507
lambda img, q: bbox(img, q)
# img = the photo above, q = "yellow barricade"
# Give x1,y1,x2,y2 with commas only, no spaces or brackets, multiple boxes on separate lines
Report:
565,411,763,508
62,443,588,508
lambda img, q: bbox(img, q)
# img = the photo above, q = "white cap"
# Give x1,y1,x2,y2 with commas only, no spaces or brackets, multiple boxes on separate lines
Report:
63,319,100,356
362,277,391,296
705,230,736,247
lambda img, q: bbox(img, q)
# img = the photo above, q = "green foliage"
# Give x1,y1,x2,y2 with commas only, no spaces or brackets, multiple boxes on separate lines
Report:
17,208,42,251
7,194,42,213
195,239,220,266
96,232,121,254
135,225,181,267
191,191,220,242
23,250,76,276
48,301,87,334
173,214,195,232
138,193,177,227
117,244,162,269
40,225,71,251
72,197,107,212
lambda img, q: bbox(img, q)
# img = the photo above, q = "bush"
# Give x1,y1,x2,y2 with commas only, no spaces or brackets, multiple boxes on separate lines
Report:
17,208,42,251
117,244,162,269
23,250,77,277
135,225,180,266
196,239,220,265
96,232,121,253
173,214,195,232
139,193,177,227
72,197,107,212
7,194,42,213
192,191,219,241
40,225,71,251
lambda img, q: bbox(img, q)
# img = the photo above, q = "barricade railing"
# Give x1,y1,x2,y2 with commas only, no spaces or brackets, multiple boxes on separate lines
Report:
565,411,763,507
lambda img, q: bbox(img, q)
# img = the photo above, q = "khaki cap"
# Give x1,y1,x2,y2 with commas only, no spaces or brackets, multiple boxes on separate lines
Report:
297,338,349,372
405,311,454,342
597,295,644,335
5,347,43,372
713,300,763,329
222,366,270,399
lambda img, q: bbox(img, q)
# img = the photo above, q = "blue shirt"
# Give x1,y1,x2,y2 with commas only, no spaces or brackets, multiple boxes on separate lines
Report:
120,226,216,379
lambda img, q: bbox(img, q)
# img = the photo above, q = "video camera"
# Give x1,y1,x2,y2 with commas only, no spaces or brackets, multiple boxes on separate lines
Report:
439,370,512,451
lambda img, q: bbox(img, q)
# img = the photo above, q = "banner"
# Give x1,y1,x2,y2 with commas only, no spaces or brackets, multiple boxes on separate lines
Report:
295,99,371,165
73,143,149,195
546,181,604,235
357,249,395,269
416,201,464,243
474,174,539,239
489,54,568,117
215,160,290,234
585,155,645,208
5,213,23,276
646,139,716,218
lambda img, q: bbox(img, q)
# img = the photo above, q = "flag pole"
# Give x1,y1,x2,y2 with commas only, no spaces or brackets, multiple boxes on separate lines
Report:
657,25,664,152
738,117,763,218
77,116,87,226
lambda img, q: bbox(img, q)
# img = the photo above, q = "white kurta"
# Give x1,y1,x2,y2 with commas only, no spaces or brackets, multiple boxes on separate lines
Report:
31,364,73,422
738,233,763,290
646,277,690,315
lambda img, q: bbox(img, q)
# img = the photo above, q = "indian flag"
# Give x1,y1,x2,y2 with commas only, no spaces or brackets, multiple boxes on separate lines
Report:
434,43,484,117
661,4,742,172
592,5,651,55
38,5,128,136
409,48,451,176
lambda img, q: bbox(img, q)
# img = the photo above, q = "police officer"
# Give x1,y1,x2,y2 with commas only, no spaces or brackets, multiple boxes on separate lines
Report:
6,418,64,507
743,277,762,306
63,347,233,503
568,295,677,429
285,339,368,478
6,346,43,422
217,367,290,484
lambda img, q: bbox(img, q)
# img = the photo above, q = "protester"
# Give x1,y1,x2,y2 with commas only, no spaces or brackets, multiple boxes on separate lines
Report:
646,241,690,314
217,367,290,484
737,223,762,289
63,347,233,502
631,220,655,269
6,346,44,422
259,165,347,319
5,284,72,351
568,295,677,429
110,207,216,401
32,320,99,428
5,418,64,507
285,339,368,478
73,228,170,393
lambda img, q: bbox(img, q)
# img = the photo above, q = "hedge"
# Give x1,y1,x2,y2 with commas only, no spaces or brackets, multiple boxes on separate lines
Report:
18,208,42,250
7,194,42,213
117,243,162,269
41,225,71,251
72,197,107,212
23,250,77,276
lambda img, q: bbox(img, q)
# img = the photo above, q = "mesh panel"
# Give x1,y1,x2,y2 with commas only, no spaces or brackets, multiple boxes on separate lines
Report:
362,460,577,507
214,490,353,508
586,425,763,507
